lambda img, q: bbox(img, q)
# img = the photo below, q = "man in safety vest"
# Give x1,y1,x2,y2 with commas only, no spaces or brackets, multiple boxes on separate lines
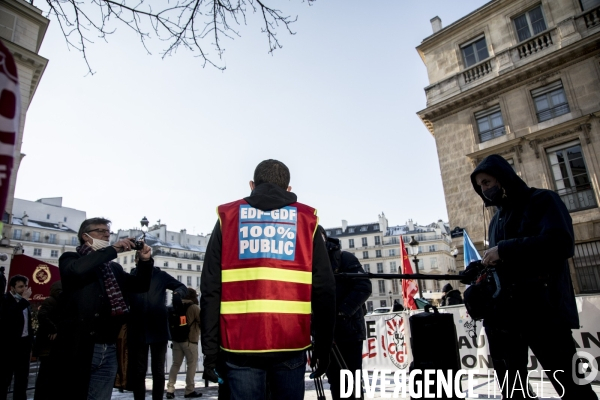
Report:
200,159,336,400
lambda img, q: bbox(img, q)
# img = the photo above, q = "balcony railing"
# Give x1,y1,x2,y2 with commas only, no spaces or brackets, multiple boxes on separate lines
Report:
516,30,553,60
536,103,570,122
463,59,492,84
11,236,76,246
582,5,600,29
479,126,506,143
557,186,597,212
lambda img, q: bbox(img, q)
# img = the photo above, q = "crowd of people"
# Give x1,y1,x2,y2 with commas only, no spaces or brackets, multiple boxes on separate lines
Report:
0,157,598,400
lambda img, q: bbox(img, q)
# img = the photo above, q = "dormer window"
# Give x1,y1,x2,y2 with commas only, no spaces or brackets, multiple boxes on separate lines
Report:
335,229,342,235
461,36,489,68
348,228,355,233
360,226,368,232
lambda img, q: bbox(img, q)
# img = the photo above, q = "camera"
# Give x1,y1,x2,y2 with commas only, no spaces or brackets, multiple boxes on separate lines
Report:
132,239,144,251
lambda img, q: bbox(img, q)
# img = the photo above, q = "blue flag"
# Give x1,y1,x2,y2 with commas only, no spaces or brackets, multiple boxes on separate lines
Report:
463,229,481,268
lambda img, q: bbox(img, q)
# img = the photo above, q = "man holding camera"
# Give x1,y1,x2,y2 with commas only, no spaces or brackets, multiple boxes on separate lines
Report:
201,159,336,400
52,217,153,400
470,155,597,399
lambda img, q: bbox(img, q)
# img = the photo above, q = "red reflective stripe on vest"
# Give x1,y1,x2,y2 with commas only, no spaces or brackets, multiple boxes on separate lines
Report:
218,199,317,352
221,280,311,302
220,313,312,352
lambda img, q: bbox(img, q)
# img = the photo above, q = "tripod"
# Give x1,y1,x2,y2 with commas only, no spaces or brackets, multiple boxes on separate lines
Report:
311,343,365,400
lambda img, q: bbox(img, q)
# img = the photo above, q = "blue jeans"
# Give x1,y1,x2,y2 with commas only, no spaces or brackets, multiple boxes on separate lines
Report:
88,343,118,400
226,352,306,400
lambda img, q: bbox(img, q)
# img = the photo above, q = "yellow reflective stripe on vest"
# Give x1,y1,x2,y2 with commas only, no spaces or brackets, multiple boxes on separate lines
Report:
221,299,311,314
222,267,311,284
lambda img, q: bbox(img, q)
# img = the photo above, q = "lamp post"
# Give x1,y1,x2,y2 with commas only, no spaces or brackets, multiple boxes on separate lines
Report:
389,290,392,308
409,235,424,299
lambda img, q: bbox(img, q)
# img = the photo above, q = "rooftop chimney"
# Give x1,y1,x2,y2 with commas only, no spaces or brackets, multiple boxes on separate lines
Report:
431,16,442,34
341,220,348,232
22,213,29,226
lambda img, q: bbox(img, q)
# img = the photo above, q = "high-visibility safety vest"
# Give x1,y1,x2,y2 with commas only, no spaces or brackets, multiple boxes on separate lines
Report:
218,199,318,353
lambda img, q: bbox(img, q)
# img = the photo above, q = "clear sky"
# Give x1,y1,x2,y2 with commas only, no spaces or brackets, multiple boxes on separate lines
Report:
15,0,489,235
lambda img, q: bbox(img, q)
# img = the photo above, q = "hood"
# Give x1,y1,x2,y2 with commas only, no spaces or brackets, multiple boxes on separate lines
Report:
244,182,297,211
470,154,530,207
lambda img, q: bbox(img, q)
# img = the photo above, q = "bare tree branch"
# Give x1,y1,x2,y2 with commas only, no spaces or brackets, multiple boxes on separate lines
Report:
34,0,315,74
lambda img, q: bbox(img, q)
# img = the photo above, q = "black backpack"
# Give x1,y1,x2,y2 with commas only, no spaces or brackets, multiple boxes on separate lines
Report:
168,303,192,343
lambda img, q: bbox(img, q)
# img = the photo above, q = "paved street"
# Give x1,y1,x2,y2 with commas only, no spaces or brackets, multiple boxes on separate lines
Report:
10,372,600,399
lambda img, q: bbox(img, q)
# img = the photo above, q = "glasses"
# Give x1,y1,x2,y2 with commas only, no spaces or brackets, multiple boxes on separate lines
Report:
87,229,111,234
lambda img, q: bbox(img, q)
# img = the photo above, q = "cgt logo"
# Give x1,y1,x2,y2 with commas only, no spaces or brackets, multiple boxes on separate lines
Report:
572,351,599,385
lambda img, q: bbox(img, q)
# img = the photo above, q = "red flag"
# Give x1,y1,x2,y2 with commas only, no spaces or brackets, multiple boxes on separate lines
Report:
400,236,419,310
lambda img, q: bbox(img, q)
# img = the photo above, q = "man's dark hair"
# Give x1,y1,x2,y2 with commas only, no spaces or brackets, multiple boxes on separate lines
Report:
78,217,112,245
253,159,290,190
9,274,28,288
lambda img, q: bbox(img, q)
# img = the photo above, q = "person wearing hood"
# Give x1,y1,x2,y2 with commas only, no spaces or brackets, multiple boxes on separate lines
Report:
440,283,462,306
53,217,153,400
470,154,597,400
200,159,336,400
128,257,188,400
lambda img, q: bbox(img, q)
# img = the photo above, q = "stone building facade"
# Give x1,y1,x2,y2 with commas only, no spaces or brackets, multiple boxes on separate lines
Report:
325,213,458,310
416,0,600,292
0,0,49,227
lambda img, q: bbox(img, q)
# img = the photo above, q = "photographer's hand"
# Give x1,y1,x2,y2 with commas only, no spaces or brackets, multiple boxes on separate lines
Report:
112,238,136,253
483,246,500,266
137,243,151,261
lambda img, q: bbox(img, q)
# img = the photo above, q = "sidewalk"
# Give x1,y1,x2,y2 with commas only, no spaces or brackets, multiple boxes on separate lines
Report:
13,373,600,399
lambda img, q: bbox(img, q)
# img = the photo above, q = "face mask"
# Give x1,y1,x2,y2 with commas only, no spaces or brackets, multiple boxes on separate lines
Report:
85,233,110,251
13,292,22,300
483,185,505,205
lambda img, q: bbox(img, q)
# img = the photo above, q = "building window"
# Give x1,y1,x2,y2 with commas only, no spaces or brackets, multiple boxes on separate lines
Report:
532,81,570,122
13,229,21,240
392,279,399,295
429,245,436,252
123,257,127,264
33,248,42,256
32,232,40,242
71,237,78,246
547,141,597,212
361,237,368,247
177,263,182,269
48,234,56,244
177,275,182,282
131,255,135,262
171,236,174,240
349,239,355,248
364,264,370,273
374,236,381,245
431,258,438,269
461,36,489,68
363,251,369,259
475,105,505,142
388,249,396,257
580,0,600,10
376,250,382,258
164,261,169,267
51,250,59,258
187,264,192,270
573,241,600,293
380,300,387,307
360,226,367,232
373,224,379,231
348,228,355,233
377,263,384,273
46,214,50,220
514,5,547,42
367,301,373,313
335,229,342,235
197,276,201,287
378,280,386,295
187,276,192,286
64,217,67,222
197,265,201,271
390,261,397,273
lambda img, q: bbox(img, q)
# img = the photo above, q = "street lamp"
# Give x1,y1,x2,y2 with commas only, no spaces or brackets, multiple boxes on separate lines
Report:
409,235,424,299
388,290,392,308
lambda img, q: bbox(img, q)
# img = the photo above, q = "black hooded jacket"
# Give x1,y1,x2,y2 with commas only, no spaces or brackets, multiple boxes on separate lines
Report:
470,154,578,329
200,183,336,360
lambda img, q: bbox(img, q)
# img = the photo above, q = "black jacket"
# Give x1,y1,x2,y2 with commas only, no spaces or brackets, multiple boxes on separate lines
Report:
33,281,62,357
0,292,33,344
471,154,578,329
441,289,463,306
128,266,188,344
200,183,336,360
331,251,371,343
54,245,153,399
